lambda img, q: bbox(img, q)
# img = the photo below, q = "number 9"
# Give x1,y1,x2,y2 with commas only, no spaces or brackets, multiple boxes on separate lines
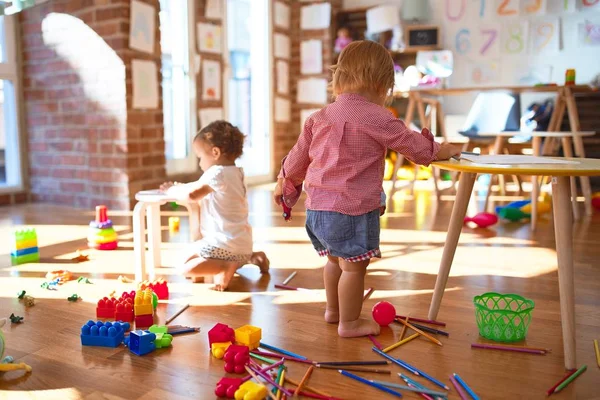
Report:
456,29,471,54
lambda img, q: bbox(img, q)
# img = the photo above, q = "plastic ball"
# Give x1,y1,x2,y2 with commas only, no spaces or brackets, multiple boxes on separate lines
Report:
592,195,600,211
152,291,158,309
372,301,396,326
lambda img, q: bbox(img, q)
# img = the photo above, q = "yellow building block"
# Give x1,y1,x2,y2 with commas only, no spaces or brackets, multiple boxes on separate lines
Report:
234,381,267,400
134,289,153,316
235,325,261,350
13,239,38,251
211,341,232,359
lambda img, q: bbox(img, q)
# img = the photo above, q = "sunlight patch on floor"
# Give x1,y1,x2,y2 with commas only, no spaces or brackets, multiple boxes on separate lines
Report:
268,288,459,305
0,388,82,400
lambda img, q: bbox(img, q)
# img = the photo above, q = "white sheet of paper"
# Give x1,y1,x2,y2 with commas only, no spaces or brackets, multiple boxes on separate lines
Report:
301,3,331,30
132,59,159,109
198,107,223,128
274,33,290,59
276,60,289,94
197,23,222,54
300,108,320,131
274,1,290,29
275,97,291,123
205,0,223,19
202,59,221,101
461,155,579,164
130,0,156,54
366,5,400,34
301,39,323,75
529,18,559,54
297,78,328,104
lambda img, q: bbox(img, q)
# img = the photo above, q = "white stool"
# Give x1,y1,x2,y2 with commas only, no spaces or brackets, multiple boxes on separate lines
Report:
133,190,201,281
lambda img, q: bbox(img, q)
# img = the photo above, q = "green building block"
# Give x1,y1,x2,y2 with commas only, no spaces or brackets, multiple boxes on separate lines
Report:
11,252,40,265
14,228,38,243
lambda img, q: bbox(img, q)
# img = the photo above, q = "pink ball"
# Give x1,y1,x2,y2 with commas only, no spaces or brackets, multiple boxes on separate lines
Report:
372,301,396,326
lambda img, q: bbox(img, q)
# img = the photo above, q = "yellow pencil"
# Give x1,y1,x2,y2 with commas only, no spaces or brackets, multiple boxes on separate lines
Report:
399,316,409,340
594,339,600,368
277,368,286,400
382,333,420,353
396,318,443,346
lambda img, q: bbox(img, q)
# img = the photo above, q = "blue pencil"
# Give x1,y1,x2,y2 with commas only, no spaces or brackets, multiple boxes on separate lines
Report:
453,373,479,400
259,342,307,360
372,347,419,374
339,370,403,398
399,373,446,399
394,357,449,391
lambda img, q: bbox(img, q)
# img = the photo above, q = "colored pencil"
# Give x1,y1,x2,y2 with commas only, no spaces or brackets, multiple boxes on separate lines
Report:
471,343,546,355
396,319,443,346
244,366,278,400
449,375,468,400
396,315,446,327
259,342,308,360
372,380,449,397
316,360,390,366
284,376,332,397
545,369,577,396
165,303,189,324
372,347,419,374
316,364,391,374
282,271,297,285
168,328,200,335
397,361,449,391
250,353,277,364
399,316,409,340
363,287,374,301
472,342,551,353
294,366,314,396
273,365,285,396
296,392,342,400
410,322,449,337
248,364,294,397
594,339,600,368
398,374,436,400
338,370,403,398
368,335,383,349
383,333,420,353
553,365,587,393
252,350,313,364
242,359,285,383
453,373,479,400
274,284,313,291
277,368,286,400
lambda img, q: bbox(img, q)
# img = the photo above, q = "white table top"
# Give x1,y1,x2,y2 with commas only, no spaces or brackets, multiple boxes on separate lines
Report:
135,190,180,203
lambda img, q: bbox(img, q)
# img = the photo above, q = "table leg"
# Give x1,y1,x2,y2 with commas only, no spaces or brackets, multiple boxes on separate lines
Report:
428,172,477,320
561,137,580,220
133,202,147,282
551,176,576,370
184,203,201,241
388,154,405,210
147,203,162,280
531,136,541,231
483,136,504,212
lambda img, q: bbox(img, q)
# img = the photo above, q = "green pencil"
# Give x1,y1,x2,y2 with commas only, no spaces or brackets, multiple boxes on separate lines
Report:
250,353,276,364
554,365,587,393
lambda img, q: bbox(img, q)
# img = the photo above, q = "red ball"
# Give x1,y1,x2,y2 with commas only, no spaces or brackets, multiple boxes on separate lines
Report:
372,301,396,326
592,196,600,211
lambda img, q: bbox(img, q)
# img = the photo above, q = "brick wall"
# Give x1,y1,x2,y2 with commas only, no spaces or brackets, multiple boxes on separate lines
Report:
20,0,164,210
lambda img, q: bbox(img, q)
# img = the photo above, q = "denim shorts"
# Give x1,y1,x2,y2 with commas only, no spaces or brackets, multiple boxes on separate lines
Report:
305,209,381,262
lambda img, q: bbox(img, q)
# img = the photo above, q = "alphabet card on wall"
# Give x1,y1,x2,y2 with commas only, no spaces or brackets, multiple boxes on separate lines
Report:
132,59,159,109
130,0,156,54
579,19,600,46
202,60,221,101
197,23,222,54
300,40,323,74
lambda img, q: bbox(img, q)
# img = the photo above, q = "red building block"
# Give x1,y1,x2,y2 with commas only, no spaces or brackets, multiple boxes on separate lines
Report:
223,344,249,374
139,279,169,300
115,296,134,322
215,377,242,398
96,297,116,319
135,314,154,329
209,323,235,348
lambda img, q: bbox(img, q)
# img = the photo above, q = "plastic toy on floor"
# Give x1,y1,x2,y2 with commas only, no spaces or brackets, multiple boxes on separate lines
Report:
0,318,32,374
463,212,498,228
88,205,118,250
372,301,396,327
591,192,600,211
11,228,39,265
497,207,531,222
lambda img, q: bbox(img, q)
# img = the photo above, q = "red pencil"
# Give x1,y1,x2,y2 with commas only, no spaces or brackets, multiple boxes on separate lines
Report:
396,315,446,327
368,335,383,350
363,287,374,301
274,284,312,291
546,369,577,396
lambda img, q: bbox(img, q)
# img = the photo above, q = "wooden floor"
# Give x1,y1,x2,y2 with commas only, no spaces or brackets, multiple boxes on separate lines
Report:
0,182,599,399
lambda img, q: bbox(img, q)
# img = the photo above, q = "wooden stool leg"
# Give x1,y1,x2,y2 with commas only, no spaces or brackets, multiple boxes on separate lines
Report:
388,154,405,210
147,203,162,280
483,175,495,212
561,137,580,220
552,176,576,370
133,202,148,282
428,172,476,320
531,136,542,231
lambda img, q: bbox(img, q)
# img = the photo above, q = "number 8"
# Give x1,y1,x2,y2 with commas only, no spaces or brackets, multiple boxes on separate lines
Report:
505,25,523,53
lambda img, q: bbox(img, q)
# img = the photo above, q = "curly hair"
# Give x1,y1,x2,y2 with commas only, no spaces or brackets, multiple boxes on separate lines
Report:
194,120,245,159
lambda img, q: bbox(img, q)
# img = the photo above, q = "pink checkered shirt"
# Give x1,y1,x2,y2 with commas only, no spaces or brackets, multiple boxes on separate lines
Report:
279,93,441,216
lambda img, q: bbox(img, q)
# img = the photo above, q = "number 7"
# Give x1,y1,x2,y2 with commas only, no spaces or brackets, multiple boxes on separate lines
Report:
480,29,497,55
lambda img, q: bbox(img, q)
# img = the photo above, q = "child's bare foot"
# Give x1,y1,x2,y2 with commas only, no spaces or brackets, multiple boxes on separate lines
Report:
211,261,243,291
338,318,380,338
250,251,270,273
325,307,339,324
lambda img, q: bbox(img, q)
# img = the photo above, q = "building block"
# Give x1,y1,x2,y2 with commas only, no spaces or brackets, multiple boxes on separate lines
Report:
134,289,154,316
224,344,249,374
96,297,117,319
135,314,154,329
138,278,169,300
89,241,117,250
153,332,173,349
211,342,232,359
128,330,156,356
215,377,243,398
234,381,267,400
10,247,39,257
88,205,118,250
80,320,129,347
209,323,235,348
234,325,261,350
12,229,38,250
10,253,40,265
148,324,168,334
115,296,134,322
12,239,38,251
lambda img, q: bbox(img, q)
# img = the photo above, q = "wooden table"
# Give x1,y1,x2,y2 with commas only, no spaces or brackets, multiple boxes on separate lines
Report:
428,157,600,370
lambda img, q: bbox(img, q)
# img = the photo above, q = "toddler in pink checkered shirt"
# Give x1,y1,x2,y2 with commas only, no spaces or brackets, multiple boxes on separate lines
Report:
274,41,460,337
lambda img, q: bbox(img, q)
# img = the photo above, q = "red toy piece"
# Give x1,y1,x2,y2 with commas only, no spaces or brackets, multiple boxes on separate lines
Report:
215,377,243,398
281,196,292,221
209,323,235,348
135,314,154,329
464,212,498,228
96,297,116,319
138,279,169,300
223,344,249,374
372,301,396,327
115,296,134,322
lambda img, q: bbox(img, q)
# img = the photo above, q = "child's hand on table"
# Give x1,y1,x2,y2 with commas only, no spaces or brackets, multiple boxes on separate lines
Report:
159,182,174,192
435,143,461,161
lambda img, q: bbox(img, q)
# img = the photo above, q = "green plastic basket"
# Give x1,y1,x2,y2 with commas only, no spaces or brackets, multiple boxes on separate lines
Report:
473,292,535,342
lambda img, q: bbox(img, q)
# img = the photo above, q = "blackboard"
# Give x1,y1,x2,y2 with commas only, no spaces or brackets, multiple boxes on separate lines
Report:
405,25,440,50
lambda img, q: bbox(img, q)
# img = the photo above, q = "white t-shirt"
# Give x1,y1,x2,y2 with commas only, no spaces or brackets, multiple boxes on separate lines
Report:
168,165,253,256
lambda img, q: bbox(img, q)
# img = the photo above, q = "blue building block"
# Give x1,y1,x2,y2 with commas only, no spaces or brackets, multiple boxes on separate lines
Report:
10,247,39,257
80,320,129,347
128,330,156,356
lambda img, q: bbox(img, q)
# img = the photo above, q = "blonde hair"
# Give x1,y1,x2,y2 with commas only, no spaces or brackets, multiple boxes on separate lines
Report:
330,40,395,100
